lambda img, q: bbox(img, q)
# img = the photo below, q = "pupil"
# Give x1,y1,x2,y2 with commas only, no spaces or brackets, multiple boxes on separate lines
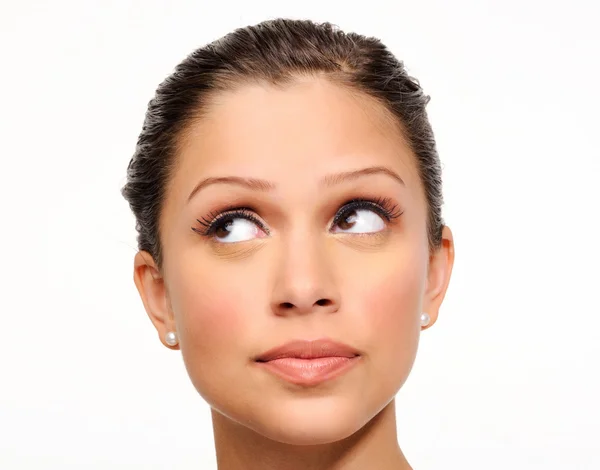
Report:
339,210,357,230
215,220,233,238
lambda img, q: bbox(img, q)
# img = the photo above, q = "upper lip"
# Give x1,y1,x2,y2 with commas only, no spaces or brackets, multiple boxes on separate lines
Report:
255,339,360,362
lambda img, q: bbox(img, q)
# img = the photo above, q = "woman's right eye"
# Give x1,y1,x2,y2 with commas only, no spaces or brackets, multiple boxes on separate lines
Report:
193,209,269,243
211,217,264,243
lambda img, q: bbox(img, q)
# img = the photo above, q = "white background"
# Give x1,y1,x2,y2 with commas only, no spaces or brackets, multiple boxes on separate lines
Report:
1,0,599,468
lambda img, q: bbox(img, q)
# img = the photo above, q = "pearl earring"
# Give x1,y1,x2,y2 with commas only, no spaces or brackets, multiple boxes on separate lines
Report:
420,312,431,327
165,331,178,347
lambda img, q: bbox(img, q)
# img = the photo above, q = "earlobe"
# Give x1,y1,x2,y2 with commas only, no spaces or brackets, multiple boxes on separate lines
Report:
133,251,179,349
422,226,455,328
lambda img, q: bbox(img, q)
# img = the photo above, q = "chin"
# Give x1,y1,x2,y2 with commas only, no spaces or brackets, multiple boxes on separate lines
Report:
241,393,373,446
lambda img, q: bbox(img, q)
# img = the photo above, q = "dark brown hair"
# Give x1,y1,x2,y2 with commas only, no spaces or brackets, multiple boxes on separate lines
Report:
122,18,445,269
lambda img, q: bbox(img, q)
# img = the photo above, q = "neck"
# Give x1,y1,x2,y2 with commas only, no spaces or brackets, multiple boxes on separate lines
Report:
212,400,412,470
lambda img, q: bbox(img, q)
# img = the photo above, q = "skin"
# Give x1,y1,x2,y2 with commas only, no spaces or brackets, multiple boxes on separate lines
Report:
133,76,455,470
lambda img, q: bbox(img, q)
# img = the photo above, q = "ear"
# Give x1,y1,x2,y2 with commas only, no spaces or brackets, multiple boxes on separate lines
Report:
133,251,179,349
422,226,455,329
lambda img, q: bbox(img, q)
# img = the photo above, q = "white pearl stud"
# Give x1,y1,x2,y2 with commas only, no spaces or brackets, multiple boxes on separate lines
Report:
420,312,431,327
165,331,178,347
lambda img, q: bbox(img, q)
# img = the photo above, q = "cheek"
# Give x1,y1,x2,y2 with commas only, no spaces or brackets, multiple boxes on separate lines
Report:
179,287,244,355
351,250,427,386
368,263,424,326
167,265,255,393
353,245,426,324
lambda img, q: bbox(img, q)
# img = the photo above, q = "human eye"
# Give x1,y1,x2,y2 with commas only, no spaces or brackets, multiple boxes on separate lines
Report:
330,197,403,234
191,207,269,243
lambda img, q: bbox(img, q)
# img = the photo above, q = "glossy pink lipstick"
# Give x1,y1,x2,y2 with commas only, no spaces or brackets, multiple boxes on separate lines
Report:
254,339,360,386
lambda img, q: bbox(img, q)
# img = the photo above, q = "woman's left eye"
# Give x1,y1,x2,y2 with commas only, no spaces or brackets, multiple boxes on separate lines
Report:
331,208,386,234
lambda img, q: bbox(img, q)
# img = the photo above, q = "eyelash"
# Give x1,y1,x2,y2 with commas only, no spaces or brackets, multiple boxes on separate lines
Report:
191,197,403,238
332,197,403,227
192,207,264,237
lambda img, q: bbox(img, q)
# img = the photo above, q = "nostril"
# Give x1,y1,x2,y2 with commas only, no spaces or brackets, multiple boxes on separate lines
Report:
276,299,335,313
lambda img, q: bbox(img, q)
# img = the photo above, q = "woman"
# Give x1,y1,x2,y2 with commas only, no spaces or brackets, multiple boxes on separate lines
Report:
122,17,455,470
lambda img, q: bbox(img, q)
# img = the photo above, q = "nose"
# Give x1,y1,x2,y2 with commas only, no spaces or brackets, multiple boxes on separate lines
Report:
270,233,340,317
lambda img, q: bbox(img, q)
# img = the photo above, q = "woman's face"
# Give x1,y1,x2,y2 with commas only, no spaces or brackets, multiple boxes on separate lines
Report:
136,77,453,445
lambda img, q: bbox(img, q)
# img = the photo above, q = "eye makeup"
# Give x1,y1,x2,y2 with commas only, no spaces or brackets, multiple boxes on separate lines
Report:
190,196,404,240
331,197,403,228
191,206,269,238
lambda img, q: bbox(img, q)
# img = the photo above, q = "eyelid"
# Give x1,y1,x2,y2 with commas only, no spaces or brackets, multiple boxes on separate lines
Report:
330,197,402,228
193,207,269,237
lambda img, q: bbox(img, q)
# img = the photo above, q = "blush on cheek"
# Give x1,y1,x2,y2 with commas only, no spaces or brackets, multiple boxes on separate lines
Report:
349,268,423,396
354,259,425,376
178,286,247,356
362,278,419,333
173,277,263,408
359,253,425,325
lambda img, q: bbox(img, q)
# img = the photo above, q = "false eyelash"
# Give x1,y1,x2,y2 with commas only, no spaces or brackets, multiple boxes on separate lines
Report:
191,207,267,237
332,197,404,227
191,197,404,238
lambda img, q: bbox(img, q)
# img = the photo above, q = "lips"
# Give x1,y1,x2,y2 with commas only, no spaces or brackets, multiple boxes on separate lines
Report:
254,339,360,386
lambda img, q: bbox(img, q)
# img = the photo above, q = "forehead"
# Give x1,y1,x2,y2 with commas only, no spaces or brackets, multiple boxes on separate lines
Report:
169,77,422,205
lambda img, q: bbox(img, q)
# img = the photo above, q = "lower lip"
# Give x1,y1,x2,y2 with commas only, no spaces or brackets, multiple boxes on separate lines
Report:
256,356,360,386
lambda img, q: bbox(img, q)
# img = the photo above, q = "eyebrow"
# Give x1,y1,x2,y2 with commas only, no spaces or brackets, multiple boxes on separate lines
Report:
321,166,405,188
187,165,405,202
